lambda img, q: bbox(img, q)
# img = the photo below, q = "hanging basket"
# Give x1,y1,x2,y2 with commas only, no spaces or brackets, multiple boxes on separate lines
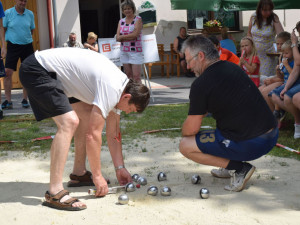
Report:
204,26,221,33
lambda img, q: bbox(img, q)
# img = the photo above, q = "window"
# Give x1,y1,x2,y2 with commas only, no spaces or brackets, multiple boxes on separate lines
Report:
187,9,240,31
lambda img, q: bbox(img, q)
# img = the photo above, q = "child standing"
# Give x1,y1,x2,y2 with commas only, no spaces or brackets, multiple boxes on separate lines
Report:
239,37,260,87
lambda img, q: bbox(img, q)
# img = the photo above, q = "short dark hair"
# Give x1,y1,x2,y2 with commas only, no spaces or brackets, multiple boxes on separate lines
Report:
276,31,291,42
121,0,136,14
181,35,219,61
208,36,220,46
123,79,150,113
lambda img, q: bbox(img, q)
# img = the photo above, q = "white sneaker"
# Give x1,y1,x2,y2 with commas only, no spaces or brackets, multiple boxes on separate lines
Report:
211,168,231,178
294,124,300,139
224,163,255,192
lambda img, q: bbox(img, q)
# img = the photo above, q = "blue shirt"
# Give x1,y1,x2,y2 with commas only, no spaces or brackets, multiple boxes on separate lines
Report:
220,39,237,55
0,2,4,18
3,7,35,44
281,60,294,83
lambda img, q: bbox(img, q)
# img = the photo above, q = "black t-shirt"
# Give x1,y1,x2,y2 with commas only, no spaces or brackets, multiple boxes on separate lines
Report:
189,60,277,142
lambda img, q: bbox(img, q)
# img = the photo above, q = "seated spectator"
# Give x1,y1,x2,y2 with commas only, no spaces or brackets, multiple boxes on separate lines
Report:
239,36,260,87
270,40,294,125
63,32,83,48
259,31,291,111
208,36,239,65
173,27,193,77
84,32,99,52
280,21,300,138
220,27,237,55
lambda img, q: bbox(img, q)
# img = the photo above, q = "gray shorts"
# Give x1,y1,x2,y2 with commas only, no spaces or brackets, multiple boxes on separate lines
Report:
19,54,72,121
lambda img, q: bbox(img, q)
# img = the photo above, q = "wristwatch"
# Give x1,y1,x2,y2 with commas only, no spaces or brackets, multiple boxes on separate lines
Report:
291,43,297,48
115,165,125,171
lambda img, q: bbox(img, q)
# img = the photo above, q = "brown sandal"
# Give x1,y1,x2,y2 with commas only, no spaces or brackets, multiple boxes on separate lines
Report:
42,190,87,211
67,171,110,187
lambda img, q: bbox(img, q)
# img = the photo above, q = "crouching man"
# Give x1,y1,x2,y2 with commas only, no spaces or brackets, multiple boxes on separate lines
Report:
19,48,150,210
179,35,278,192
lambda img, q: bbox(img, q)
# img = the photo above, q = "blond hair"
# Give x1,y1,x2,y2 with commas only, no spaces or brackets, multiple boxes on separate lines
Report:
240,36,258,65
87,32,97,41
281,40,292,51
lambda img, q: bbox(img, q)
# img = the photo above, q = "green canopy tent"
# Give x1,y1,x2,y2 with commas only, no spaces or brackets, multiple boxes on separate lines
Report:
171,0,300,11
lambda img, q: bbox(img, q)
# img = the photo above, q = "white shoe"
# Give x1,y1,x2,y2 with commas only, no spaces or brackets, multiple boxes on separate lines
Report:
211,168,231,178
224,163,255,192
294,124,300,139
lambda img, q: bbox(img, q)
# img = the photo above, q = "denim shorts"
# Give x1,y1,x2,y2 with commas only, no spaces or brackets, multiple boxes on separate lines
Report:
195,128,278,161
269,78,300,98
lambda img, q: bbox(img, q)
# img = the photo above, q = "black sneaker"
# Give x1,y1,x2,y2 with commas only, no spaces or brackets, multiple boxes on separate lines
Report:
21,99,30,108
1,100,13,109
224,162,255,192
0,110,3,120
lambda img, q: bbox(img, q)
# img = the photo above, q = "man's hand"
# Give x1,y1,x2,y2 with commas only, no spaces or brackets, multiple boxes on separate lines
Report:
116,168,132,185
93,175,109,197
264,78,272,85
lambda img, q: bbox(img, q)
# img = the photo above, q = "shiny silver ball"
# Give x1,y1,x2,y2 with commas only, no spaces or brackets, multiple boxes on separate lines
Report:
137,176,147,186
118,194,129,205
147,186,158,196
200,188,210,199
191,174,201,184
157,172,167,181
160,186,171,196
132,174,140,182
125,182,136,192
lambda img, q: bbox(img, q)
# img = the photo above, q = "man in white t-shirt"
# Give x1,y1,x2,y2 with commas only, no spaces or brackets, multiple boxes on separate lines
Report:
19,48,150,211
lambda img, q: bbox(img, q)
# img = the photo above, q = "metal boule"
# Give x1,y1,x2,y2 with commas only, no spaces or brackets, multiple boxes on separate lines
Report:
132,174,140,182
191,174,201,184
200,188,210,199
160,186,171,196
147,186,158,196
125,182,136,192
157,172,167,181
137,176,147,186
118,194,129,205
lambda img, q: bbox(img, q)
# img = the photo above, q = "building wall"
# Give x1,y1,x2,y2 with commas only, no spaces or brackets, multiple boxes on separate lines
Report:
36,0,50,50
35,1,300,51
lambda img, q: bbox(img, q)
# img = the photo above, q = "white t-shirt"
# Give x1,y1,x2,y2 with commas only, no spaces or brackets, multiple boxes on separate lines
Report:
35,48,129,118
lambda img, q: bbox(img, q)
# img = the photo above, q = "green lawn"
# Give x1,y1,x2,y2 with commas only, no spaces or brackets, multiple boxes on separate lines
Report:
0,104,299,160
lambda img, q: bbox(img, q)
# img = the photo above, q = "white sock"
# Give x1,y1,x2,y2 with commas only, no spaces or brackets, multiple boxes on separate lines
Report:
294,124,300,139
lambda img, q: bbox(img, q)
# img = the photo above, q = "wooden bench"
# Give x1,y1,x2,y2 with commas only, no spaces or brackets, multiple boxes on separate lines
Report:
144,44,170,79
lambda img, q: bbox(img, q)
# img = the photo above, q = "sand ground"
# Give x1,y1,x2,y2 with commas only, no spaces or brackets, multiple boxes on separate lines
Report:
0,136,299,225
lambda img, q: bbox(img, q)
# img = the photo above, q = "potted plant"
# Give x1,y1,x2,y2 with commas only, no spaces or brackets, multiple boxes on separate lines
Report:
204,20,222,33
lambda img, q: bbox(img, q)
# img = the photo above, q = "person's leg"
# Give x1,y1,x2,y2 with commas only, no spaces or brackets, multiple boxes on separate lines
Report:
291,92,300,124
49,111,86,208
123,64,133,80
180,59,188,74
259,82,282,112
271,94,286,110
70,101,93,176
179,136,229,168
131,64,141,83
3,68,14,103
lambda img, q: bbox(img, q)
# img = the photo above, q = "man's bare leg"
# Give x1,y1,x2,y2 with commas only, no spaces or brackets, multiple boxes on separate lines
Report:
71,102,93,176
49,110,85,208
3,68,13,102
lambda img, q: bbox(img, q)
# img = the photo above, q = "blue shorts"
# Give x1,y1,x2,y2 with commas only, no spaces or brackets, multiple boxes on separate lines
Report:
195,128,278,161
269,79,300,98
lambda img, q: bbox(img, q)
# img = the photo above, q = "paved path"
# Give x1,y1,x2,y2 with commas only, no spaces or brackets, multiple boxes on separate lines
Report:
1,76,195,117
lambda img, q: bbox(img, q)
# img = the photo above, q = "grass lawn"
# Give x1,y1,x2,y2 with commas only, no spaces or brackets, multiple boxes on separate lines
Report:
0,104,299,160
